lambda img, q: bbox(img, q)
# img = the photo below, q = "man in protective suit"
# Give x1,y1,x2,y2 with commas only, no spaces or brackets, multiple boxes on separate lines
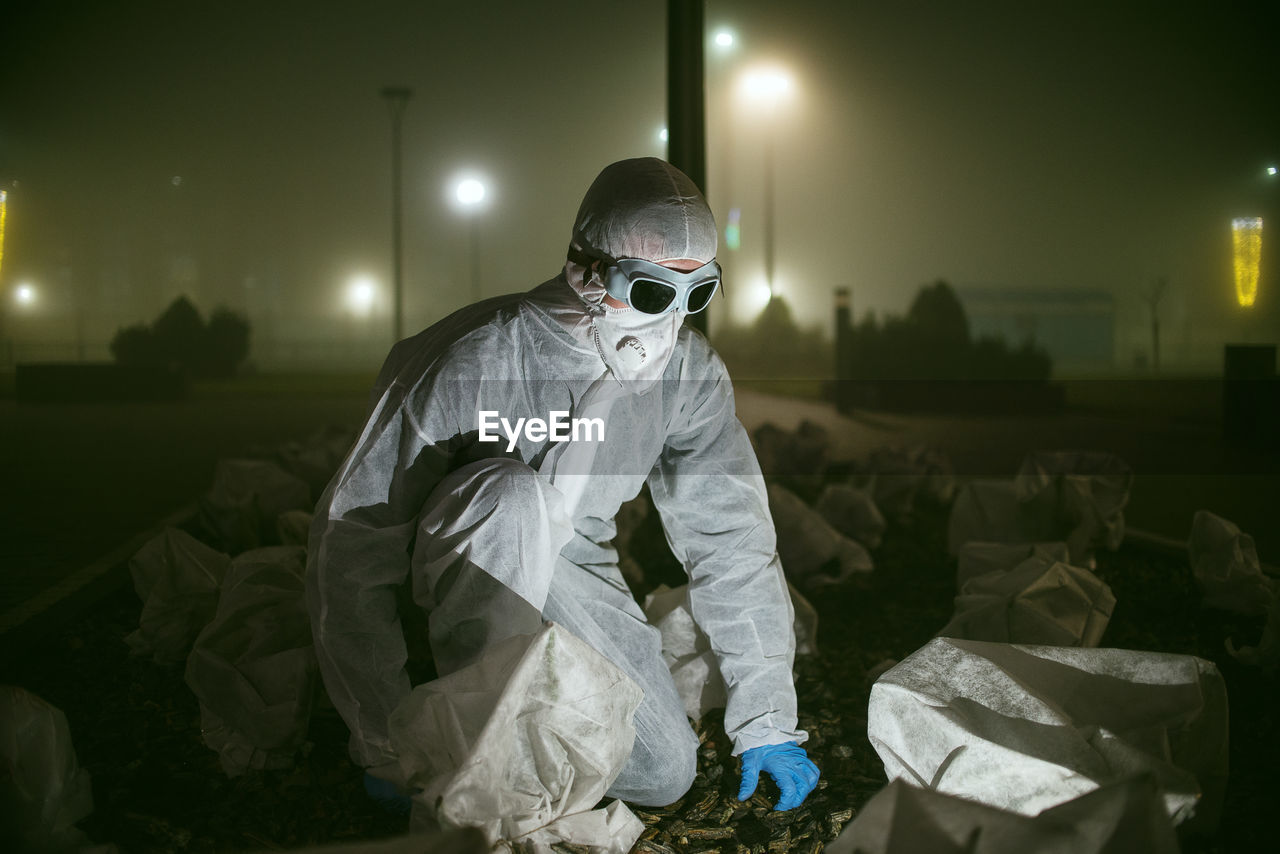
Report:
306,158,820,814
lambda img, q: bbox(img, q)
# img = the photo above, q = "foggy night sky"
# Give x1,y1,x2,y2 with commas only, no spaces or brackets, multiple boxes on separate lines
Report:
1,0,1277,367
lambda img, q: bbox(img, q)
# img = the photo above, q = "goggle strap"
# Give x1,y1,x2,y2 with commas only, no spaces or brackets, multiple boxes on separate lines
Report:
566,244,599,268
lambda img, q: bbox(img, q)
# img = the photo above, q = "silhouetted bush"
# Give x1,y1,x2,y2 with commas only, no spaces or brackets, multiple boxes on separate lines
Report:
110,297,251,379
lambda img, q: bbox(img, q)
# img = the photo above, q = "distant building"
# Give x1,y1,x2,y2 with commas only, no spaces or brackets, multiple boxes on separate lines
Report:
955,286,1115,373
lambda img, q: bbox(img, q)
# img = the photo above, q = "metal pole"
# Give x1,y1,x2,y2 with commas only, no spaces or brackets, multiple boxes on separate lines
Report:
469,217,481,304
381,86,412,343
667,0,709,334
763,131,775,299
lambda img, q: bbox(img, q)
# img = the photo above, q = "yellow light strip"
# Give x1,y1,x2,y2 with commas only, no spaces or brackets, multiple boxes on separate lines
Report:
1232,217,1262,308
0,190,7,282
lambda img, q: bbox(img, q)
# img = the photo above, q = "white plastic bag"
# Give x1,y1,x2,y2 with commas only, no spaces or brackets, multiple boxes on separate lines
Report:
815,482,886,550
197,459,312,553
827,776,1178,854
955,541,1070,588
869,638,1227,831
641,582,817,721
1015,450,1132,563
1228,582,1280,668
867,444,957,519
768,482,872,592
949,452,1131,564
276,509,313,548
947,479,1054,555
0,686,95,853
939,556,1115,647
184,545,318,777
274,425,355,501
390,622,644,853
1188,510,1276,616
125,527,230,664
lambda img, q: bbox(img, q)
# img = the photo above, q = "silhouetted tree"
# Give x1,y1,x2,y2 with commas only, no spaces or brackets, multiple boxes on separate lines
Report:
109,297,251,378
205,308,251,378
109,323,160,366
151,296,206,370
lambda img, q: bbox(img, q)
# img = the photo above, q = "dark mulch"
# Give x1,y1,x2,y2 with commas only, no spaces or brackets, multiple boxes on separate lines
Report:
2,496,1274,852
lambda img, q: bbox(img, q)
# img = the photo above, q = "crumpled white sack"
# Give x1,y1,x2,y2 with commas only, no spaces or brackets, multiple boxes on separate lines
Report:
276,509,313,548
947,479,1055,556
1227,583,1280,668
867,444,957,519
826,776,1178,854
274,425,355,501
1188,510,1276,616
642,582,818,721
939,555,1115,647
955,541,1070,588
815,482,886,550
125,527,231,664
197,459,312,553
869,638,1227,831
185,545,318,777
1015,450,1132,564
768,482,872,592
390,623,644,854
752,421,829,478
0,685,95,853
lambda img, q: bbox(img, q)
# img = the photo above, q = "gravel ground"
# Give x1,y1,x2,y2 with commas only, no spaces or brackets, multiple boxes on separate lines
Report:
2,492,1275,853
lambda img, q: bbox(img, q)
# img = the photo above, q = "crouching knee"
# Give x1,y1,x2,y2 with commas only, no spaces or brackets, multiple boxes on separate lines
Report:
614,730,698,807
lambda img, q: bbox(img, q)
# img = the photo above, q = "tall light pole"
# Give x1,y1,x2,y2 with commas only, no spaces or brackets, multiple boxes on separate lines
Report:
381,86,412,342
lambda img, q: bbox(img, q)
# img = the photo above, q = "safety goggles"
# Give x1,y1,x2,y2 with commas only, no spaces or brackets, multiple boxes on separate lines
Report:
600,257,722,315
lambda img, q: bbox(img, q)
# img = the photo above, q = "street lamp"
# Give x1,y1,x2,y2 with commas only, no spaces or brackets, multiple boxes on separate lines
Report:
451,173,490,305
380,86,412,343
345,275,377,317
738,65,795,300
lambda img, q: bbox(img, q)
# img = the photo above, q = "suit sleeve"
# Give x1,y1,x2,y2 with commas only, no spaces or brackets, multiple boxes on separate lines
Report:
646,339,807,755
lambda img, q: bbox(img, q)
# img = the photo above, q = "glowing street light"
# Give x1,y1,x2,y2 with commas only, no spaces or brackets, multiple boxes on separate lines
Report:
1267,166,1277,177
1232,217,1263,308
455,178,486,206
739,66,794,105
713,29,735,50
14,283,36,307
346,275,377,317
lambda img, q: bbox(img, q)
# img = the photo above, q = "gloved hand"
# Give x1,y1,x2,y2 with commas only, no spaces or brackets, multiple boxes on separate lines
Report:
363,772,412,816
738,741,820,811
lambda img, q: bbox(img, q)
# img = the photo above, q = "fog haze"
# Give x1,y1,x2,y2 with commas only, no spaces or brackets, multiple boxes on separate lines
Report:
2,0,1276,371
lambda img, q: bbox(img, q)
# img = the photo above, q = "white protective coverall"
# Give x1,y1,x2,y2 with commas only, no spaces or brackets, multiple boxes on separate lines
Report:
306,158,805,807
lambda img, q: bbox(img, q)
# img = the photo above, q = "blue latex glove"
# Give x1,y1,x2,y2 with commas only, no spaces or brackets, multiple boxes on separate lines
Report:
738,742,820,811
363,772,412,816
